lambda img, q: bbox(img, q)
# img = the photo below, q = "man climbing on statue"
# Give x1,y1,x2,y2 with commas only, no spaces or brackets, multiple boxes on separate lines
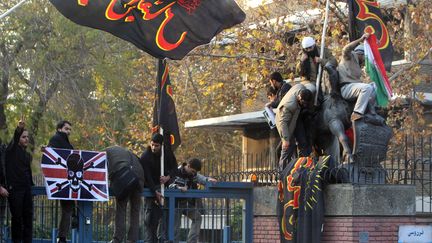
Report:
337,33,377,121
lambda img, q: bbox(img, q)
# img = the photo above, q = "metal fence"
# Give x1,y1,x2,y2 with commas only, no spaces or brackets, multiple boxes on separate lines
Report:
0,182,253,243
200,135,432,214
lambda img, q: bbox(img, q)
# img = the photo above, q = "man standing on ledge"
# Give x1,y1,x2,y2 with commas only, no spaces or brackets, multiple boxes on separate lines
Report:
140,133,177,243
48,120,75,243
275,84,313,170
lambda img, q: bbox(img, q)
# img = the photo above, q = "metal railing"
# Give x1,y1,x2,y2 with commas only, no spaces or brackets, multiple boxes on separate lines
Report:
200,135,432,214
0,182,253,243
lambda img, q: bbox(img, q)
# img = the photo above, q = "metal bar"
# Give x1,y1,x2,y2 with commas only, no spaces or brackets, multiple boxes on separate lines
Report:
168,196,175,241
77,201,93,243
421,136,424,212
223,226,231,243
429,136,431,213
314,0,331,106
404,135,408,184
244,192,254,242
28,182,254,242
412,136,416,185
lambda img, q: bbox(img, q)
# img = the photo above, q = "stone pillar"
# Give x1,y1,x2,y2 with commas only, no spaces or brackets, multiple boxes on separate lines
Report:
322,184,416,243
253,186,280,243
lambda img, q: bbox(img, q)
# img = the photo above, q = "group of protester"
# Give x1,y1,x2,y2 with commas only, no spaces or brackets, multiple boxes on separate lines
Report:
267,33,376,169
0,119,216,243
0,31,376,243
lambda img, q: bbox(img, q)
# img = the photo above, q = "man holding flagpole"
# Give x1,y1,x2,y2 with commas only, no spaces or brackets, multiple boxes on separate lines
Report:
337,33,377,121
297,36,336,95
140,133,177,243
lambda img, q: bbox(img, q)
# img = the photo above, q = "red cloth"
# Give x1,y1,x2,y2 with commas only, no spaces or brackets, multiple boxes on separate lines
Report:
345,127,354,146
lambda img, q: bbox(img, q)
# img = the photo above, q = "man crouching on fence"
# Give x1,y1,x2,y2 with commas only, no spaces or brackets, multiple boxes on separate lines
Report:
106,146,145,243
169,158,217,243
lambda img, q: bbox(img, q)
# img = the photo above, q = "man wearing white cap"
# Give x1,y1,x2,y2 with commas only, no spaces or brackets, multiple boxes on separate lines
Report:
297,36,336,94
337,33,375,121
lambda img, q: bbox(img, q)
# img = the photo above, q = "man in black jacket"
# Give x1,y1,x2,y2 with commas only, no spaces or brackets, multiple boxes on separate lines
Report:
48,120,75,243
169,158,217,243
140,133,177,243
265,72,292,108
106,146,145,243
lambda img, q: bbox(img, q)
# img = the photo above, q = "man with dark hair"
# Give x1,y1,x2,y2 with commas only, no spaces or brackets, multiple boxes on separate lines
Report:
266,86,277,103
168,158,216,243
337,33,375,121
48,120,75,243
140,133,177,243
106,146,145,243
266,72,291,108
275,84,313,170
297,36,336,94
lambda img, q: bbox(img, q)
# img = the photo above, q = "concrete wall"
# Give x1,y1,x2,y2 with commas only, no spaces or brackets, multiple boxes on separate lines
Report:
252,184,422,243
322,217,416,242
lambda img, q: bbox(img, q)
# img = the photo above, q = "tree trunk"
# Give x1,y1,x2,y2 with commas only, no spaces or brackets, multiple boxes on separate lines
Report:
28,99,46,153
27,77,60,154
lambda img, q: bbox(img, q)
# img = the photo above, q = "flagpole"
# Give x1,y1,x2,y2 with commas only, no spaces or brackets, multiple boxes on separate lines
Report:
0,0,28,19
314,0,330,106
157,59,165,206
160,127,165,206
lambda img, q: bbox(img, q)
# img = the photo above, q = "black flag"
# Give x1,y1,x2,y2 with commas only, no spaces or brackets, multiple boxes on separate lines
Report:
277,156,329,243
347,0,393,71
153,59,181,150
49,0,246,60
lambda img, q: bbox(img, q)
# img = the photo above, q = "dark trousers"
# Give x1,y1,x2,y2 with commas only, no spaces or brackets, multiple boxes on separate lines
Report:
0,197,7,243
8,187,33,243
58,200,76,239
174,199,203,243
112,191,142,243
143,198,164,243
279,119,311,172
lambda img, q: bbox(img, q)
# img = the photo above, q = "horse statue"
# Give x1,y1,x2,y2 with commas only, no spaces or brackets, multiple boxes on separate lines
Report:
308,64,392,183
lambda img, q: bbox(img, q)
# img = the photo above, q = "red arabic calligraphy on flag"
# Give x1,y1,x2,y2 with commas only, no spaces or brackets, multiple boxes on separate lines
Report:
49,0,246,60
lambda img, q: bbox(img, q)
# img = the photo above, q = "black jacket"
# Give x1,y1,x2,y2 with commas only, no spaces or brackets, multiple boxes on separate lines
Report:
5,127,33,189
269,82,292,108
168,163,207,190
139,145,177,193
0,144,7,186
106,146,145,189
48,131,73,150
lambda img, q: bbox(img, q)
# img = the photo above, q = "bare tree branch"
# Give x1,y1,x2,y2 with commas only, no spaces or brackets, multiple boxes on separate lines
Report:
187,52,285,63
183,60,217,151
389,48,432,82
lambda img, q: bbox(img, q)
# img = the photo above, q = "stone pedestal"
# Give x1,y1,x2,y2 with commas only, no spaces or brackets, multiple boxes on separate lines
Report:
251,184,418,243
322,184,416,243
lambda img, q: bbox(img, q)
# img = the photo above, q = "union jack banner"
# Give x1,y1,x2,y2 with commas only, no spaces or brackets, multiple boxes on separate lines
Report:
41,147,109,201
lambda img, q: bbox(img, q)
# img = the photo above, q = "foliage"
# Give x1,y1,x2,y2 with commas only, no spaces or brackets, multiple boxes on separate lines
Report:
0,0,430,173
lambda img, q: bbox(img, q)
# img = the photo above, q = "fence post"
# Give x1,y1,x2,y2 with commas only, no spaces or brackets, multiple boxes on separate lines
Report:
244,191,254,243
51,228,57,243
223,226,231,243
71,228,78,243
168,195,176,241
77,201,93,243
